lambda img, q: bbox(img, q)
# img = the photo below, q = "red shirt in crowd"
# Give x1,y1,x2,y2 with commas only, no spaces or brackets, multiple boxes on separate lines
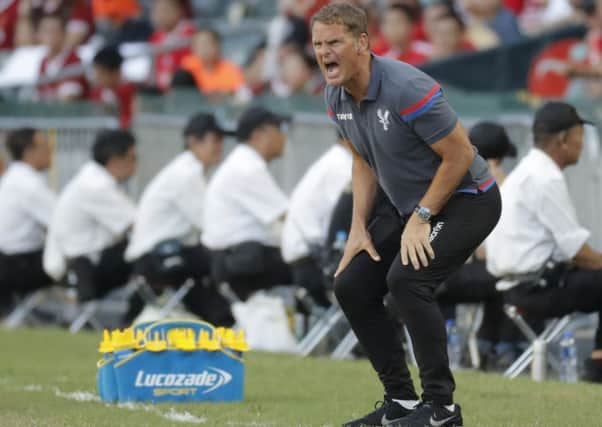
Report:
67,0,95,44
149,20,195,91
38,49,88,101
381,44,430,66
30,0,95,44
90,82,137,129
504,0,525,15
0,0,18,50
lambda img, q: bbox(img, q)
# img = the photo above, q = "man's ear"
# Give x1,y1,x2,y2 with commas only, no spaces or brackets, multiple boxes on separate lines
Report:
357,32,369,53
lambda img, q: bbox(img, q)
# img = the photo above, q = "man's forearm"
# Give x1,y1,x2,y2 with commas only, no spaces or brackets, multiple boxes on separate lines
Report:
573,243,602,270
416,123,475,215
420,149,473,215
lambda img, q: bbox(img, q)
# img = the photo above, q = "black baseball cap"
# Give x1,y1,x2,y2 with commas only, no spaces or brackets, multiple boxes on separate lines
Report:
236,106,292,141
183,112,233,139
469,122,517,160
533,101,592,136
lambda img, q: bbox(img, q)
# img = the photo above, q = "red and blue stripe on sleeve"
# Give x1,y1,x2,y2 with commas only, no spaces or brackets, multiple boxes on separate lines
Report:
399,83,442,121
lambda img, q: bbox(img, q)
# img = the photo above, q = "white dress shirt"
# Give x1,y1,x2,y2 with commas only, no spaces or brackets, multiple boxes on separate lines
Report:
202,145,288,249
0,162,56,254
126,151,206,261
486,148,590,277
43,161,135,280
281,145,352,263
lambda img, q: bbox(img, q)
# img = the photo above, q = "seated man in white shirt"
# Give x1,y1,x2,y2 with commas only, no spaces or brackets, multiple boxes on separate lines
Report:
44,129,137,302
202,107,292,300
281,132,352,307
125,113,233,325
0,128,55,308
487,102,602,382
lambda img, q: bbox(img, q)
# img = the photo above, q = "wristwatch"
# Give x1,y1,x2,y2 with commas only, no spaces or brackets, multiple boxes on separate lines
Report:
414,205,432,223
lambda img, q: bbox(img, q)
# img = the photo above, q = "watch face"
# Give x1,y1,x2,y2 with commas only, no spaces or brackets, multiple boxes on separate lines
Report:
418,207,431,221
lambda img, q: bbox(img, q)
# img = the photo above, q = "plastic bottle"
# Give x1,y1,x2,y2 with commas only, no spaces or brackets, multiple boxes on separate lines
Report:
333,230,348,253
559,331,578,383
446,319,462,370
323,230,348,279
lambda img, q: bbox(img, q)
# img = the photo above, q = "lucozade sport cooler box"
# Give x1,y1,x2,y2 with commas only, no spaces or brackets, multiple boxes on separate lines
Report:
96,319,248,403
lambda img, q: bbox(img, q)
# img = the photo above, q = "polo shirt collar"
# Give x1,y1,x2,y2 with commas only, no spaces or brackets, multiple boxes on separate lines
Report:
530,147,563,179
236,144,267,167
84,161,119,186
340,55,382,103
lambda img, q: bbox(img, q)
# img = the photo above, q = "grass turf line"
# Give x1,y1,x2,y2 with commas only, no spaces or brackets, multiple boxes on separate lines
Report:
0,328,600,426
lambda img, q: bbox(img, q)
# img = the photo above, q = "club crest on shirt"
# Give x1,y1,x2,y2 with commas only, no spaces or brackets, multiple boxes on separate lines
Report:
377,109,390,131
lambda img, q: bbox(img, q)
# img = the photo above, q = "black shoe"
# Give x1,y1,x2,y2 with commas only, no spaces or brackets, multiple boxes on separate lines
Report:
389,402,463,427
342,397,415,427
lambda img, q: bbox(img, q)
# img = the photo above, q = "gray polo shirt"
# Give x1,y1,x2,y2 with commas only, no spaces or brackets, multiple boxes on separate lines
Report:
325,55,492,216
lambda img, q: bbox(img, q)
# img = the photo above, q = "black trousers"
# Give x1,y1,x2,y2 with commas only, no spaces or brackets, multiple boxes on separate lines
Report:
506,268,602,349
68,240,132,302
0,249,53,304
212,243,292,301
134,244,234,326
334,187,501,405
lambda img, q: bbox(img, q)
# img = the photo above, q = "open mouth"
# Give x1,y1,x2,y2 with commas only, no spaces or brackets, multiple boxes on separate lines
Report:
324,60,340,78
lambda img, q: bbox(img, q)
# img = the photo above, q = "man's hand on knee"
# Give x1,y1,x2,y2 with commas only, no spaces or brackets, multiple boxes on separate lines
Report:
334,228,381,277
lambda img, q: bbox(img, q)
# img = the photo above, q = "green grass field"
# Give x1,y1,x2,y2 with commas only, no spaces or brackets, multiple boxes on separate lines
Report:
0,328,600,427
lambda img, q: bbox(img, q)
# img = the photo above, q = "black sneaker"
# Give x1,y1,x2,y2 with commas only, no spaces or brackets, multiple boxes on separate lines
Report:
389,402,463,427
342,397,415,427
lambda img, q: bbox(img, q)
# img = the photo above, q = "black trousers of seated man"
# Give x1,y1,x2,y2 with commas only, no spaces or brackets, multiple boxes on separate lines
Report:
68,240,132,303
290,257,331,308
289,189,356,309
505,267,602,350
0,249,53,308
212,243,292,301
334,187,501,406
435,259,519,351
134,244,234,326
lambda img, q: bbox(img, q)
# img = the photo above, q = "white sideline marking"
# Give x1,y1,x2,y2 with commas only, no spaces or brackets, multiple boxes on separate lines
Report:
226,423,277,427
27,386,208,424
162,408,207,424
53,388,100,402
118,401,206,424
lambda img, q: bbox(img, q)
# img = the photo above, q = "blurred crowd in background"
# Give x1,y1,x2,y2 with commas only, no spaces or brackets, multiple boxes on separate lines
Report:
0,0,602,128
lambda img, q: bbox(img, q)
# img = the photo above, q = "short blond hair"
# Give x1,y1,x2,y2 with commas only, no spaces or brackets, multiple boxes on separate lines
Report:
311,2,368,38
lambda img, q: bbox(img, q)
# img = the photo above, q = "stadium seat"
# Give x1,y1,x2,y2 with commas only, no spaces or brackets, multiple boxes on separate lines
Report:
296,303,347,357
502,303,572,379
499,271,598,379
133,276,196,320
126,239,210,324
68,278,142,333
3,285,81,329
3,288,49,329
297,299,419,364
